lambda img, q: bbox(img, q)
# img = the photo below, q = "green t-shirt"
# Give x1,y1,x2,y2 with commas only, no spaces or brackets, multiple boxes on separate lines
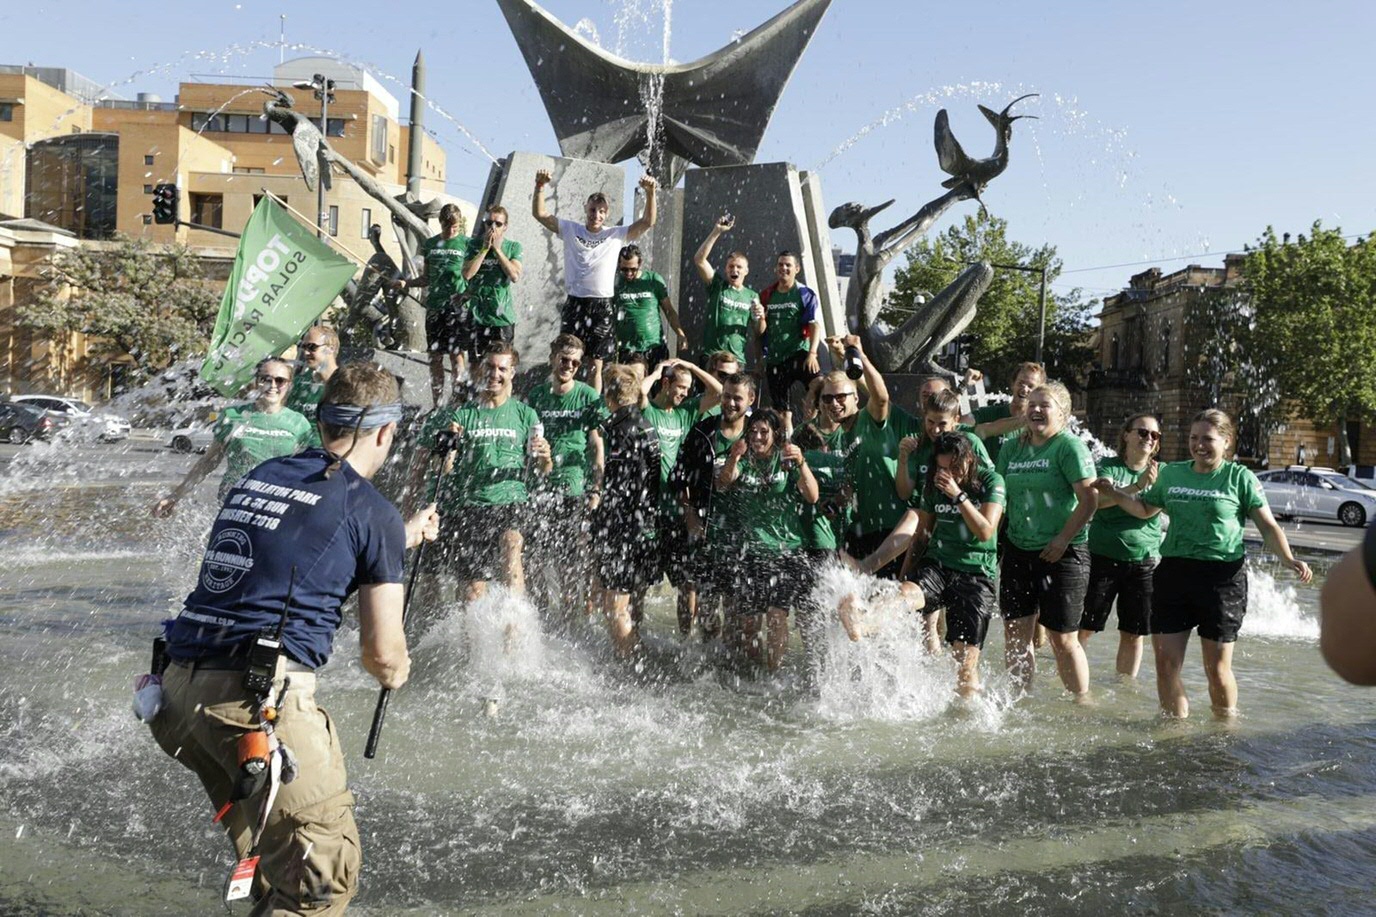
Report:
285,372,325,448
918,466,1007,578
972,402,1019,463
995,430,1096,551
801,449,849,551
702,273,757,363
1141,461,1265,562
760,283,811,366
422,397,540,508
1089,457,1164,562
902,428,993,492
463,237,522,327
681,394,720,420
213,405,312,497
848,407,923,536
614,269,670,351
525,380,606,497
706,426,747,544
729,452,804,553
644,400,697,485
421,234,469,312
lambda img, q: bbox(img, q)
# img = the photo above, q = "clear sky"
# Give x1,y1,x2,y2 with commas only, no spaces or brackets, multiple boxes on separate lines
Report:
3,0,1373,302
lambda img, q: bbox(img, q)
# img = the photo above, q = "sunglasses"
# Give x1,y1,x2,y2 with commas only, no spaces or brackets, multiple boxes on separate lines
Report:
619,266,640,275
1132,428,1161,442
484,219,506,228
821,392,854,403
299,342,328,353
257,375,290,387
557,355,582,368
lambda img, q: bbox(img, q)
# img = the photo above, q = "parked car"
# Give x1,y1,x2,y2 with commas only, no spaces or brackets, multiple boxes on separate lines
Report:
0,401,67,444
167,404,222,454
10,394,131,442
1256,465,1376,527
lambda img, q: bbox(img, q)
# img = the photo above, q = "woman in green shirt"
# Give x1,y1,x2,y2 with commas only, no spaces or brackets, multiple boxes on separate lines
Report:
1081,413,1164,679
716,408,819,672
1096,409,1312,718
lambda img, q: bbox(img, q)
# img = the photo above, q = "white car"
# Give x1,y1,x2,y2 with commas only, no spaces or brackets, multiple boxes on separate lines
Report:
10,394,132,442
1256,465,1376,527
167,404,222,454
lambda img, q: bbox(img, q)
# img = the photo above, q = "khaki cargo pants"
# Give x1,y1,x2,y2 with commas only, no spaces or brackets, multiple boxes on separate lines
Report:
150,661,359,915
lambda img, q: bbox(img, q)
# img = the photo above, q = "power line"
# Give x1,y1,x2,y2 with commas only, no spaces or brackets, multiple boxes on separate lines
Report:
1060,232,1371,275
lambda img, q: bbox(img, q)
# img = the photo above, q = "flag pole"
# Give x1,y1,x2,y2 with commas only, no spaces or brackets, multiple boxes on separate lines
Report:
259,189,371,267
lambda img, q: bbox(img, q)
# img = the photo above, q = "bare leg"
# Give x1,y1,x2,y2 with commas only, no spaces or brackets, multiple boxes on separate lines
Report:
676,586,698,637
1034,622,1049,650
1077,628,1095,648
765,607,789,672
604,586,638,658
734,613,761,664
838,582,925,641
1200,638,1238,718
462,580,488,604
921,610,941,655
1116,633,1144,678
1045,629,1090,697
1152,630,1191,718
1004,615,1038,694
498,529,525,597
450,353,466,401
952,642,981,698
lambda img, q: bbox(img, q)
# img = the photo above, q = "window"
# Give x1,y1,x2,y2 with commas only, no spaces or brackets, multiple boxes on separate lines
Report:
0,102,12,122
143,154,155,165
232,166,265,174
388,144,395,163
1109,333,1120,370
226,114,249,133
190,192,224,229
1158,322,1172,375
360,207,372,237
326,118,345,137
143,184,153,194
328,205,339,237
371,114,388,163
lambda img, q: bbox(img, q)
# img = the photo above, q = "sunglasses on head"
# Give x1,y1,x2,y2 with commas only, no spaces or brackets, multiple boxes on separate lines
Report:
257,375,290,387
1133,428,1161,442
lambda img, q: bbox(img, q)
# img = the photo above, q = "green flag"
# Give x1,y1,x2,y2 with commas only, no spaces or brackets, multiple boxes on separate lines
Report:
200,197,357,396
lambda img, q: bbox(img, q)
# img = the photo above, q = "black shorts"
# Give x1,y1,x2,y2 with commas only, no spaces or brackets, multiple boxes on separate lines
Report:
561,296,616,361
846,529,906,580
1083,554,1156,635
765,351,820,411
655,510,695,588
693,533,745,598
426,307,468,355
433,503,525,582
1151,556,1248,643
589,524,658,595
616,342,670,370
459,321,515,368
998,542,1091,633
735,549,811,613
526,491,587,560
908,560,996,648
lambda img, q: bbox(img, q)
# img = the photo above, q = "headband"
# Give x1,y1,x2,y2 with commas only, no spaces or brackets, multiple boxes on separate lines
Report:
318,402,404,429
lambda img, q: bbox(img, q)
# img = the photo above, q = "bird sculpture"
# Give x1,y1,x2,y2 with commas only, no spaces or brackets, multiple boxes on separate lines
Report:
934,93,1038,207
260,89,332,193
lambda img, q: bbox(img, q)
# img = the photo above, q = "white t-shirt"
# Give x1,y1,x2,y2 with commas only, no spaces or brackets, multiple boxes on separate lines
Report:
557,219,630,299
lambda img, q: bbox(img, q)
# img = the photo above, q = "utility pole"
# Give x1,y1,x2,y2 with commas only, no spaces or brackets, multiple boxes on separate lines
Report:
406,50,425,199
293,73,335,239
1036,264,1048,364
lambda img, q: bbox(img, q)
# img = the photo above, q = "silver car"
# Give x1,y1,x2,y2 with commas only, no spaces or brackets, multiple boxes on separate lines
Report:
1256,466,1376,527
11,394,131,442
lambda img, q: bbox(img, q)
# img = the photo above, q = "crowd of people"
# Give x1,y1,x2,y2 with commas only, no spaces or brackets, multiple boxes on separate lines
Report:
144,174,1324,913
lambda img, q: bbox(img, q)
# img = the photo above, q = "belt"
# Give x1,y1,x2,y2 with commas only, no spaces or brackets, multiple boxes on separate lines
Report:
171,655,314,673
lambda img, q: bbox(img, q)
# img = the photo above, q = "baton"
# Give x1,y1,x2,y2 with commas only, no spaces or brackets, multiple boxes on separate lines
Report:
364,439,454,759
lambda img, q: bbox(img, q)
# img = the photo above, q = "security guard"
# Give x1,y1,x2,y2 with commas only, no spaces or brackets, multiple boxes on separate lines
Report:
149,362,439,914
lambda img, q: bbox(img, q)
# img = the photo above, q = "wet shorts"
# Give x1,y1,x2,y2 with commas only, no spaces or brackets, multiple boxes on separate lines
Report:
765,351,820,413
998,542,1091,633
433,503,525,582
1150,555,1248,643
616,342,670,370
735,549,811,613
907,559,997,647
655,510,695,588
1082,554,1156,635
561,296,616,361
589,502,659,594
426,306,468,355
845,529,907,581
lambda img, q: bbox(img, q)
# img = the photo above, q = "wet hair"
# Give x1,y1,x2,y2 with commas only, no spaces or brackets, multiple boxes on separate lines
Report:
586,191,610,208
719,371,758,398
303,324,338,353
1119,412,1162,457
748,407,785,451
439,203,462,225
819,370,851,391
549,333,585,356
618,243,643,264
926,432,982,499
482,341,520,367
318,361,399,441
923,388,962,418
777,250,801,269
725,251,750,267
1193,408,1237,455
604,365,641,409
792,423,826,452
1011,361,1047,386
666,364,693,386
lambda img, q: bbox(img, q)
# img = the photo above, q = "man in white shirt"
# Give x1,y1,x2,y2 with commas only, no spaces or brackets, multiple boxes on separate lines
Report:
533,170,658,391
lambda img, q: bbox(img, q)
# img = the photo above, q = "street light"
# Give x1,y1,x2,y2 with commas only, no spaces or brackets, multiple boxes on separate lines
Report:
293,73,335,239
945,258,1051,363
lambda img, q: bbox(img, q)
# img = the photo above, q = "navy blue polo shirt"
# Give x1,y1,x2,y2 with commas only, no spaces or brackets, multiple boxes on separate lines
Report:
165,449,406,669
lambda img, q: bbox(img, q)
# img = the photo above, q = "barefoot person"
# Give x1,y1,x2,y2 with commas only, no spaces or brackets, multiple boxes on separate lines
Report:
153,358,312,516
1095,409,1312,718
995,381,1097,698
692,214,761,365
1079,413,1164,678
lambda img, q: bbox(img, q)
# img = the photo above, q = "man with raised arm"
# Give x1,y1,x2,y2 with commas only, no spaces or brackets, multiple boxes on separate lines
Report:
459,205,523,371
693,214,761,366
394,202,469,405
532,169,658,391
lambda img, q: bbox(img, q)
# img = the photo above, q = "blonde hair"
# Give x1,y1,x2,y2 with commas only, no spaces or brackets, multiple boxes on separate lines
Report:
604,365,643,410
1021,381,1074,440
1119,412,1162,457
1012,361,1047,386
1192,408,1237,456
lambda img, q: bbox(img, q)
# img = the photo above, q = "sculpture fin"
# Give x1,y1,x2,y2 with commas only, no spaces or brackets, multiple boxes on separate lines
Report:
934,109,968,176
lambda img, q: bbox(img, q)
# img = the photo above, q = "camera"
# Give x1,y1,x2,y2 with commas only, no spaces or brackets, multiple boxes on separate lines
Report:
433,429,460,456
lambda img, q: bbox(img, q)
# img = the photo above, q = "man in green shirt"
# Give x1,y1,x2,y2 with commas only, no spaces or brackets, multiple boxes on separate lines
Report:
756,250,822,435
395,203,469,406
614,244,687,366
460,205,523,371
286,324,338,448
692,214,761,365
410,343,553,603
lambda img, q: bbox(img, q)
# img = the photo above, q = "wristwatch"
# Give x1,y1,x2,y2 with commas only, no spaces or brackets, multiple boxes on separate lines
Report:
954,491,970,505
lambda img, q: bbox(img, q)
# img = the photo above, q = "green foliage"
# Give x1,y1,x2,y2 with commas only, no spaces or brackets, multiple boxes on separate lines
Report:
887,211,1096,388
17,234,221,387
1241,223,1376,463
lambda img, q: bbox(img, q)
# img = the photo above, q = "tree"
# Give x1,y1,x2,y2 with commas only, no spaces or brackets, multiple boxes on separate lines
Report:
1184,286,1283,460
1242,223,1376,465
17,235,221,390
887,211,1096,388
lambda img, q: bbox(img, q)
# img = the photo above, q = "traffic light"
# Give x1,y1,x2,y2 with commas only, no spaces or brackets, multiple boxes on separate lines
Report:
151,183,179,225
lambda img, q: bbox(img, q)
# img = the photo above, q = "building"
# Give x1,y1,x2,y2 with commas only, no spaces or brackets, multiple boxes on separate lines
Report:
1086,255,1372,470
0,58,475,400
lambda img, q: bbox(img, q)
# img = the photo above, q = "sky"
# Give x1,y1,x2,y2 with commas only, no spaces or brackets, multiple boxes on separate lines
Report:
3,0,1374,303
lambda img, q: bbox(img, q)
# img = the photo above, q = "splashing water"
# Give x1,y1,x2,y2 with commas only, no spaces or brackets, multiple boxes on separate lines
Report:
1244,563,1319,639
